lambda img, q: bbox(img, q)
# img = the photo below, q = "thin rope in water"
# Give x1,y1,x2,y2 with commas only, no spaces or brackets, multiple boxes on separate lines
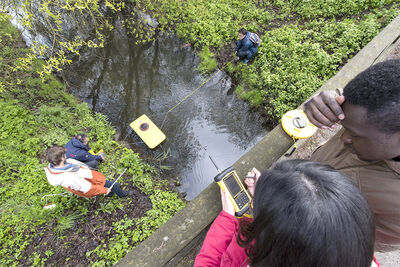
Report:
160,59,234,129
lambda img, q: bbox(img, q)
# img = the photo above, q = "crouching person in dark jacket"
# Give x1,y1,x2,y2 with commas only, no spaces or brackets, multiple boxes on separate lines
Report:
235,28,258,64
65,133,104,169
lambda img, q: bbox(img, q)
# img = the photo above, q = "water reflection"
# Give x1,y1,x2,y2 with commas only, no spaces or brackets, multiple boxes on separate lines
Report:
64,24,267,200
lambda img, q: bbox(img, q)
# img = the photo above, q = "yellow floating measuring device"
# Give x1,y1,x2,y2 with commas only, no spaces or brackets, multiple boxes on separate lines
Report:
281,110,317,139
130,114,166,149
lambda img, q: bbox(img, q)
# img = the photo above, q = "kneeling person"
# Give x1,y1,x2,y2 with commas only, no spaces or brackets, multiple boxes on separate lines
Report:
236,28,258,64
65,133,104,169
45,146,132,198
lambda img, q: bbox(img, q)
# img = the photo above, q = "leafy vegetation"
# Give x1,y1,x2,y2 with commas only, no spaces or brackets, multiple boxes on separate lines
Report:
1,0,400,265
0,13,185,266
241,15,383,118
198,46,218,73
132,0,400,120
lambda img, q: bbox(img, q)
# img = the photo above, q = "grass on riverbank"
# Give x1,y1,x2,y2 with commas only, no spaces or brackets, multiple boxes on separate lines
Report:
0,13,185,266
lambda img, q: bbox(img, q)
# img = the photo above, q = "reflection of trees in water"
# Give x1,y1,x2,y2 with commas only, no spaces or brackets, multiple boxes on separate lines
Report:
13,0,266,155
61,20,266,191
62,22,200,169
89,31,114,112
119,34,154,138
158,114,202,170
181,71,267,151
208,101,266,150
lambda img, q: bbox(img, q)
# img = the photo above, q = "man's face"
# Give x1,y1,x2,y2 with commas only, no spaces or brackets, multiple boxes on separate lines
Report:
83,137,89,145
238,33,245,40
340,102,400,161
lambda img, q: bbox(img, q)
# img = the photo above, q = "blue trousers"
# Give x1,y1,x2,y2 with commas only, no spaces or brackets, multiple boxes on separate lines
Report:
238,50,255,62
104,180,127,197
85,160,99,169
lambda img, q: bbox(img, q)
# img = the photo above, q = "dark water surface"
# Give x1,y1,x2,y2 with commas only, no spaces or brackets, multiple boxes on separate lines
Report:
63,26,268,200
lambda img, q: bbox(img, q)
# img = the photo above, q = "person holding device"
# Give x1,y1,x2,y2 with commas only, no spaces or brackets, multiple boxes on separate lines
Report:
194,160,379,267
44,145,133,198
209,156,252,217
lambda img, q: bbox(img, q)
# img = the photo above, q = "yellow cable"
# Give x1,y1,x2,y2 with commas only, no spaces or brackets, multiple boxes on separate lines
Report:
160,59,234,129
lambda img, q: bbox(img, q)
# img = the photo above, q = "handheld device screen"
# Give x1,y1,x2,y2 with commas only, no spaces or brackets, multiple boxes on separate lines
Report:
225,174,241,197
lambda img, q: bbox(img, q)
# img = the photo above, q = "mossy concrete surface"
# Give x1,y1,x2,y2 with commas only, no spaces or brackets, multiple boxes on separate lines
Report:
116,14,400,267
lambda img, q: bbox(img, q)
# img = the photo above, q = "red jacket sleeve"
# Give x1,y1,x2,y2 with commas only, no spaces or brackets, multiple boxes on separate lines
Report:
194,211,239,267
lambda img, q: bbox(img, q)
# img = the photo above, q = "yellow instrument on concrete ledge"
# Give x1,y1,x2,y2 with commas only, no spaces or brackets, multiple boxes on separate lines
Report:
281,110,316,139
282,110,317,157
130,114,166,149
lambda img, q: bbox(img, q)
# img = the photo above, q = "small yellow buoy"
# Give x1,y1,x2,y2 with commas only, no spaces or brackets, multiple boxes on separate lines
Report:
130,114,166,149
281,110,317,139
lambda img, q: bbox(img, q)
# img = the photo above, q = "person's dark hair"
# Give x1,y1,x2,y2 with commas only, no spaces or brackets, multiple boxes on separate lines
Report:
46,145,66,166
238,160,375,267
343,59,400,133
76,133,88,143
238,28,247,35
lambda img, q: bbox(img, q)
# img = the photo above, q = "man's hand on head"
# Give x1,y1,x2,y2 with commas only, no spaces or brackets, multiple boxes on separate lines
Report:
304,91,345,129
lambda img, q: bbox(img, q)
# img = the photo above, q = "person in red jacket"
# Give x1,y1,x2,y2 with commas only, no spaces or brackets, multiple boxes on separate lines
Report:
195,160,379,267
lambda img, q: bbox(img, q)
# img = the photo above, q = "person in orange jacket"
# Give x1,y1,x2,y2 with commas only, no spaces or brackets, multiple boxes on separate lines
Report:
44,145,133,198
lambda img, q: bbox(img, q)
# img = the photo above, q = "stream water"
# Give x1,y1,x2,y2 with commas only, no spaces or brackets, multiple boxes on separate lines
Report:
13,12,268,199
63,25,268,199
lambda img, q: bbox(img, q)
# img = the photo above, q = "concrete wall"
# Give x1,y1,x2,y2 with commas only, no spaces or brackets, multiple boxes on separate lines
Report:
115,15,400,267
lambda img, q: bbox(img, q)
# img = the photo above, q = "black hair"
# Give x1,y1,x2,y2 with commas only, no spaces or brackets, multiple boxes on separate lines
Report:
343,59,400,133
46,145,66,166
238,160,375,267
238,28,247,35
75,133,88,143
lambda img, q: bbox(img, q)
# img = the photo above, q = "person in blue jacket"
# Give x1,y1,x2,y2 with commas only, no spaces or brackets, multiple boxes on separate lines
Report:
65,133,104,169
235,28,258,64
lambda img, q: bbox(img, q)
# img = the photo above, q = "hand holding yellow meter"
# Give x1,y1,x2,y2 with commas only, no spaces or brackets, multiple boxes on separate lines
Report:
209,156,252,217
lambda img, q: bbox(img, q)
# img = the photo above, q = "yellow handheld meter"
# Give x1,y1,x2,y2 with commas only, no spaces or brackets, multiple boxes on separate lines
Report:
209,156,252,217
